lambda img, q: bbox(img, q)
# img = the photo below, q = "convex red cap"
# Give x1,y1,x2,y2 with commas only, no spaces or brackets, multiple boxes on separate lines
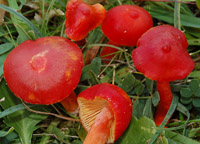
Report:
65,0,106,41
3,36,83,105
101,5,153,46
77,83,132,143
132,25,194,81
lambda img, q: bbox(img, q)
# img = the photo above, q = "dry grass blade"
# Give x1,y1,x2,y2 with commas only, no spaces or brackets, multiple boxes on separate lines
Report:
0,0,8,25
84,36,105,65
22,100,80,122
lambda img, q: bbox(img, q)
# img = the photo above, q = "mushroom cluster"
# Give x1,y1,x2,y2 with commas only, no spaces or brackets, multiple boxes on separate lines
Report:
3,0,196,143
132,25,194,126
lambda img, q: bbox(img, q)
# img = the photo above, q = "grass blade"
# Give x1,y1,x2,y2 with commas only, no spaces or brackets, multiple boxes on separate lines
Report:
0,4,43,38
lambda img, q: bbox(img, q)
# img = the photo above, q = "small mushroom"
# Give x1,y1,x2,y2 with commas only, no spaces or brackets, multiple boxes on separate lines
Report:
100,41,119,64
101,5,153,46
132,25,194,126
77,83,132,144
3,36,83,105
65,0,106,41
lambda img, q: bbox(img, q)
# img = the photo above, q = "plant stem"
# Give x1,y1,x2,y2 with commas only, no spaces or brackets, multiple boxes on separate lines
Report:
174,0,181,30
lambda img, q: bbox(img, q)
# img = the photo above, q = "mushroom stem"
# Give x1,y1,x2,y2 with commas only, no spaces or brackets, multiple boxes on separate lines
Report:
83,105,114,144
60,91,79,114
154,81,173,126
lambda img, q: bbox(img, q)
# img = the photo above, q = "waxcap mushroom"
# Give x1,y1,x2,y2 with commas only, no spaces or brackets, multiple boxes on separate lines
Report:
3,36,83,105
65,0,106,41
77,83,132,143
132,25,194,81
132,25,194,126
101,5,153,46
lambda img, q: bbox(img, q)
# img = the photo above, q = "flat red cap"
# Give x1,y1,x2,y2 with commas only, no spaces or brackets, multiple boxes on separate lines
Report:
132,25,194,81
3,36,83,105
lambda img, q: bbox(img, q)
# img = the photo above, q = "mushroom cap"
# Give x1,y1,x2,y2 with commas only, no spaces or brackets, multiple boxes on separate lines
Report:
101,5,153,46
132,25,194,81
65,0,106,41
3,36,83,105
77,83,132,143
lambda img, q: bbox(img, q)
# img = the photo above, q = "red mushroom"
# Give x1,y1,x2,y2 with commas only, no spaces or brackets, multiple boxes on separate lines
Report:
77,83,132,144
132,25,194,126
3,36,83,105
100,41,119,64
101,5,153,46
65,0,106,41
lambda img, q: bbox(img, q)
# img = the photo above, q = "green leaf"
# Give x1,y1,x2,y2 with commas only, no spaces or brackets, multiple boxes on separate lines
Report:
122,0,134,5
89,57,101,76
194,88,200,97
145,78,154,94
185,103,193,111
0,79,47,144
192,98,200,108
0,4,42,38
0,127,14,137
88,70,101,85
116,116,167,144
39,118,60,144
134,80,144,96
8,0,32,43
80,65,90,82
143,98,152,118
189,71,200,78
80,57,101,83
132,99,140,118
165,130,200,144
189,127,200,138
180,97,192,105
147,5,200,28
0,104,34,118
122,73,135,93
196,0,200,9
180,88,193,98
0,43,13,55
100,66,123,85
190,79,200,93
168,103,191,130
152,91,160,107
0,52,9,76
86,27,103,44
188,39,200,46
76,125,87,142
0,131,18,144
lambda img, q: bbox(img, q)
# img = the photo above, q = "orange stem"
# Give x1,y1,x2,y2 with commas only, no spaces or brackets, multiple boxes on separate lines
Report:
60,91,78,114
83,105,114,144
154,81,173,126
